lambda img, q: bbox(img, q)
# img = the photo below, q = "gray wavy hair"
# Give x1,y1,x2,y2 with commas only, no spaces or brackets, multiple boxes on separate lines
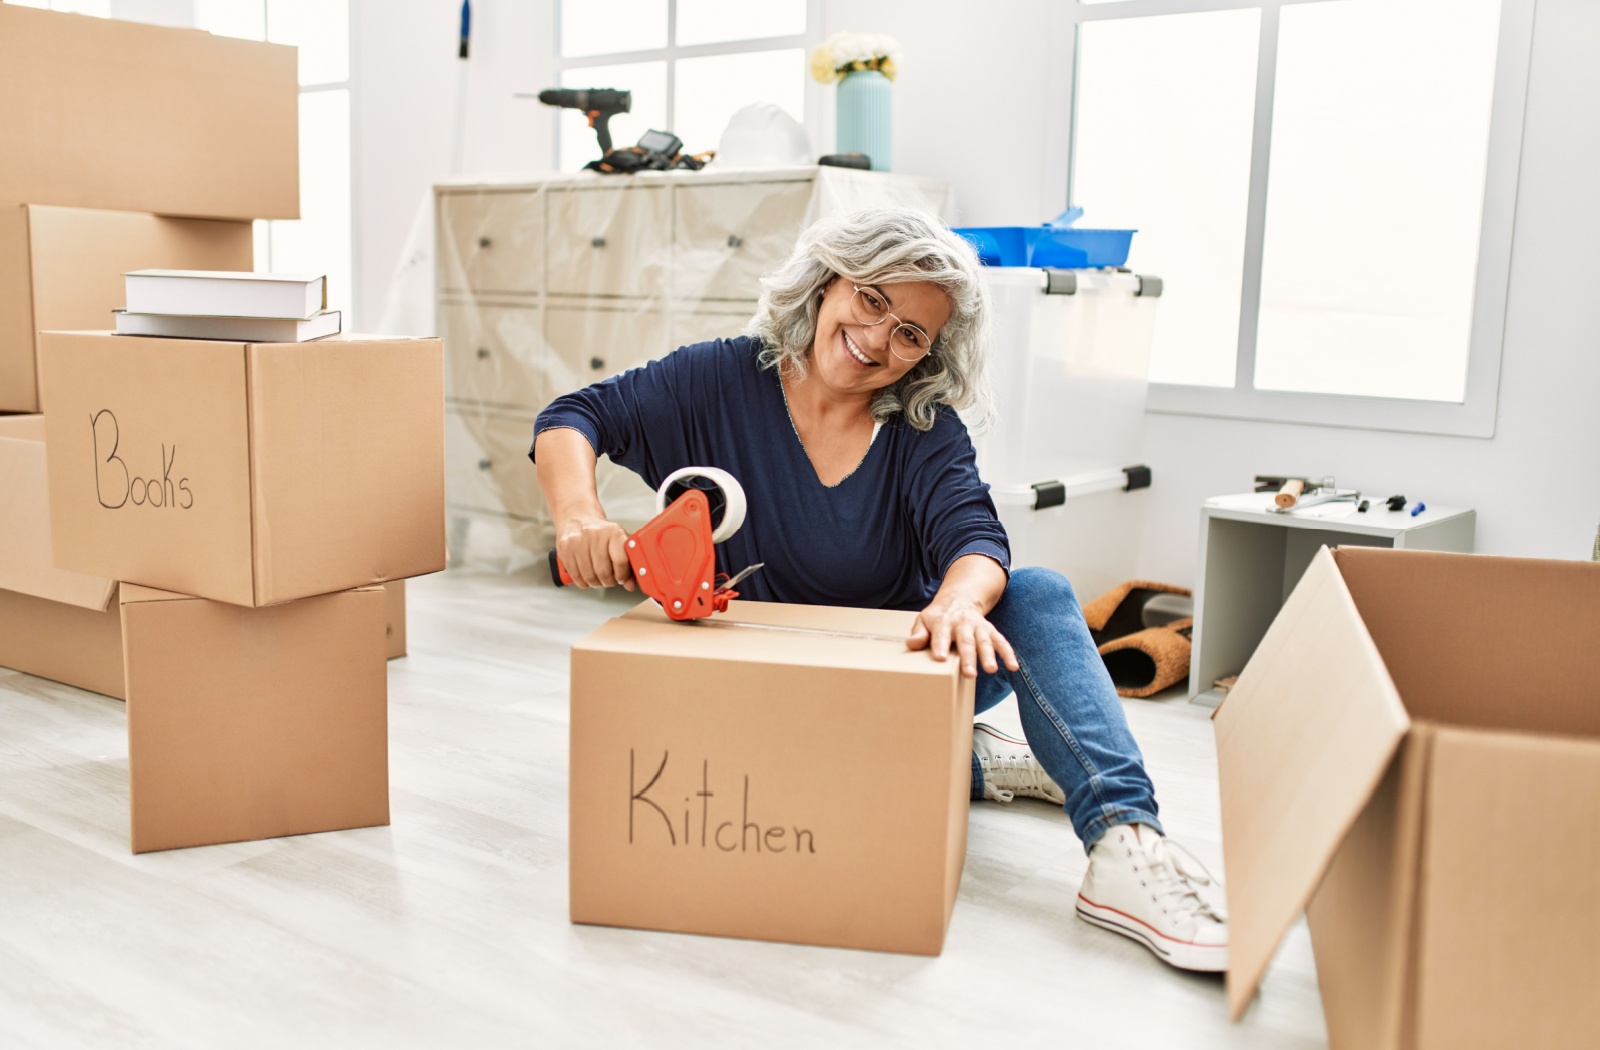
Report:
745,207,993,431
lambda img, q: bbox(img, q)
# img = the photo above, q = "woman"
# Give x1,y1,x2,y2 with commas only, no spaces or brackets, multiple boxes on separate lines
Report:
532,207,1227,972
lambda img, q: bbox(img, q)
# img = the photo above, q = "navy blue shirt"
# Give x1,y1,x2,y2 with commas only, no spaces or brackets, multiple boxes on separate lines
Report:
531,336,1010,611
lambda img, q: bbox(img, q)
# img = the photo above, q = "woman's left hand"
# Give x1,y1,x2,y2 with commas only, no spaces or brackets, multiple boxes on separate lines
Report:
908,594,1020,679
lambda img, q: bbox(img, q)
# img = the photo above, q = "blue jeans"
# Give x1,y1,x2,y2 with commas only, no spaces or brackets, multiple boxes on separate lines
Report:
970,567,1163,852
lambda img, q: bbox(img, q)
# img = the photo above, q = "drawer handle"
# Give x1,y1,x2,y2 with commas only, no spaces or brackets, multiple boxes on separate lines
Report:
727,234,744,249
478,236,492,249
478,458,492,471
591,236,607,248
589,356,605,371
477,346,490,359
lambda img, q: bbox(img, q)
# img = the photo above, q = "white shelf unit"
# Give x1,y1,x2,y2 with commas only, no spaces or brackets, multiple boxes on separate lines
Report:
1190,494,1476,707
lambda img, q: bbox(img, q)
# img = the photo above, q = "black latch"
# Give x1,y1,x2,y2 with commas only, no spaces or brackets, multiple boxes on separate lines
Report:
1123,465,1153,491
1032,480,1067,509
1043,269,1077,295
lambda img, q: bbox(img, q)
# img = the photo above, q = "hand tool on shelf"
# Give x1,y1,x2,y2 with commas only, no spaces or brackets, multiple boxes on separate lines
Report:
1255,474,1359,514
549,466,762,622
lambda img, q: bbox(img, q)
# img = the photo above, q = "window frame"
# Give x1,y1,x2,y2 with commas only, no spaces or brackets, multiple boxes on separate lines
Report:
551,0,822,172
1065,0,1538,438
191,0,355,322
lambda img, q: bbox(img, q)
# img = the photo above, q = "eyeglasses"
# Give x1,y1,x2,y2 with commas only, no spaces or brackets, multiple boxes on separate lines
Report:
850,284,934,362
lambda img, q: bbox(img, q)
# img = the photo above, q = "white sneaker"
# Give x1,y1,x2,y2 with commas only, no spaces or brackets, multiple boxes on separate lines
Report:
972,723,1066,805
1076,824,1229,972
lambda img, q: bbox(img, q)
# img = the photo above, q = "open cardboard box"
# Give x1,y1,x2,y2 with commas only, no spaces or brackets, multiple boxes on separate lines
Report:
1217,546,1600,1049
570,599,974,956
0,203,252,412
0,4,298,221
0,414,123,698
40,331,447,608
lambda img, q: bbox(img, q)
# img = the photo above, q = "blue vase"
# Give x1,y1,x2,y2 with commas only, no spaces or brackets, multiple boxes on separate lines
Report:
835,69,892,171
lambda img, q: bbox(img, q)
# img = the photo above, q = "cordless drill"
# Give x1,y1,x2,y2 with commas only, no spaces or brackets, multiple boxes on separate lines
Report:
536,87,631,153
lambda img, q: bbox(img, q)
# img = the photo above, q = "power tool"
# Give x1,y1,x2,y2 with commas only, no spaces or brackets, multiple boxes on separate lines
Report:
550,467,762,622
535,87,631,154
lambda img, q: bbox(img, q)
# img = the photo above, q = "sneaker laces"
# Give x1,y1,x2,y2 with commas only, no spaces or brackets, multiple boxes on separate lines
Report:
978,751,1057,801
1146,836,1227,923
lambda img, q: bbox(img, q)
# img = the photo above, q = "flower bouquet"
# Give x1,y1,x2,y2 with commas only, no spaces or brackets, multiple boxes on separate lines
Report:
809,32,903,83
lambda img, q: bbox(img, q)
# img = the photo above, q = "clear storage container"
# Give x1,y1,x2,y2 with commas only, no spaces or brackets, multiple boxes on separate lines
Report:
965,267,1162,599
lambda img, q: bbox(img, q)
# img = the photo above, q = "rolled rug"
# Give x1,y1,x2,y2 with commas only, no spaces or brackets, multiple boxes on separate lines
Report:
1097,617,1194,699
1081,579,1193,647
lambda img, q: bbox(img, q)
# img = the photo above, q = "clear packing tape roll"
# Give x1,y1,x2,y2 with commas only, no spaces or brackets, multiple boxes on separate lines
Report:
407,165,953,571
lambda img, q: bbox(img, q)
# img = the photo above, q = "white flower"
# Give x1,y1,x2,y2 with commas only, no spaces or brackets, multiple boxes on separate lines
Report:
809,32,904,83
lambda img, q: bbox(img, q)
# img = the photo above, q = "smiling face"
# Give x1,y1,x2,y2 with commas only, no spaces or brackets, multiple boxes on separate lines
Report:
808,276,953,398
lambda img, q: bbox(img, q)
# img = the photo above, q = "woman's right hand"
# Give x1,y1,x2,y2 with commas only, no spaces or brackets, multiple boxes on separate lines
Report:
555,512,636,590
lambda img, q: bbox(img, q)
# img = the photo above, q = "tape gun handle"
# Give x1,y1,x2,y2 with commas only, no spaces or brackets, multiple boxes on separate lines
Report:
548,549,573,588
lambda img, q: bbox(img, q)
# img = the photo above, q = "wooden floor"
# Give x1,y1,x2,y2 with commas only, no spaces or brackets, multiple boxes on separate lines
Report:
0,568,1329,1049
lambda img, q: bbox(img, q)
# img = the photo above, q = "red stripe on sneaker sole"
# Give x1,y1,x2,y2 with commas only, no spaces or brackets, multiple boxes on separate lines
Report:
973,723,1028,746
1076,906,1172,958
1075,893,1217,949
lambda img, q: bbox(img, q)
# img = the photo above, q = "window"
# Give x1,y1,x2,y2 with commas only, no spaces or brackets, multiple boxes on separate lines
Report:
196,0,353,326
1069,0,1536,437
5,0,112,15
554,0,812,172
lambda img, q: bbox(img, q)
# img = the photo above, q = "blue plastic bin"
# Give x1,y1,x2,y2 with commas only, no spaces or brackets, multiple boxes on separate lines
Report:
954,226,1135,269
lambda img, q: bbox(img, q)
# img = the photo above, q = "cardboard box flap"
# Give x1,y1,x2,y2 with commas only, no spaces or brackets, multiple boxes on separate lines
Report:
1215,546,1411,1019
0,415,48,443
0,416,117,610
1,205,36,411
581,599,948,677
120,583,201,606
1333,546,1600,738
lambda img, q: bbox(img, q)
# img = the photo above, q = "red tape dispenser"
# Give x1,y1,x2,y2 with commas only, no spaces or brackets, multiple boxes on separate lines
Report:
548,466,761,621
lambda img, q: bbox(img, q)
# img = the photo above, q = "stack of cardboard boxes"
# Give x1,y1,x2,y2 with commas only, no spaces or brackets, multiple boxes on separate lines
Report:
0,6,445,854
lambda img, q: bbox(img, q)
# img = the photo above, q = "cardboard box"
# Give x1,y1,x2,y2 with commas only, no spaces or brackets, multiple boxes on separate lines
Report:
1,203,253,412
0,414,123,699
39,331,447,608
0,586,124,700
569,600,974,956
123,583,390,853
0,5,298,221
384,578,407,659
1217,547,1600,1049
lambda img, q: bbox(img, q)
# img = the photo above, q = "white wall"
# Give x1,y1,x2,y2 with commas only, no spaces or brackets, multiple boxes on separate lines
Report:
818,0,1072,227
348,0,1600,578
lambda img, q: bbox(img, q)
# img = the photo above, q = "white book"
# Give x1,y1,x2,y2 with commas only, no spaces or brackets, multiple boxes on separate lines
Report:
124,270,327,320
114,309,342,342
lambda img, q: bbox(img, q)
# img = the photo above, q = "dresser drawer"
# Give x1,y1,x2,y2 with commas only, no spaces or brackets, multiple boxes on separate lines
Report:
439,300,562,411
673,180,811,301
438,190,545,294
546,185,671,297
445,407,548,526
545,302,670,381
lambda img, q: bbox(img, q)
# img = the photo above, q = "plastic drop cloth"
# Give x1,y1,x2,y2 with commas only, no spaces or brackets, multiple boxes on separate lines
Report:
391,165,953,571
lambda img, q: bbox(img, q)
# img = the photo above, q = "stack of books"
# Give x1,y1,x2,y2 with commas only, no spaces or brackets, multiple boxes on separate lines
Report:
115,270,341,342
